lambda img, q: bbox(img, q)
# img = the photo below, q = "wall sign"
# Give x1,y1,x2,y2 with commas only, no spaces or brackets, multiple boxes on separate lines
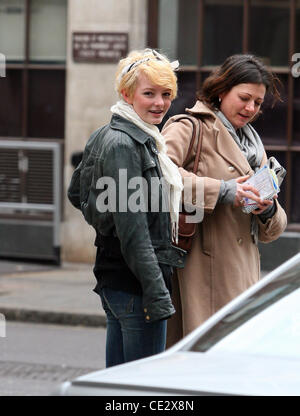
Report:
72,32,128,63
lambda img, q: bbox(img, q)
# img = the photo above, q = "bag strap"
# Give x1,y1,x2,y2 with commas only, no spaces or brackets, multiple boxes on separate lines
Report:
173,116,203,174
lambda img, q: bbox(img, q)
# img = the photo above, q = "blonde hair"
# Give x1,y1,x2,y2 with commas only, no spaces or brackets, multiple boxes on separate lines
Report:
115,49,178,101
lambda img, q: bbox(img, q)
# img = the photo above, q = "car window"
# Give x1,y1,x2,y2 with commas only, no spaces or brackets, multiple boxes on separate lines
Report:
209,289,300,358
190,266,300,358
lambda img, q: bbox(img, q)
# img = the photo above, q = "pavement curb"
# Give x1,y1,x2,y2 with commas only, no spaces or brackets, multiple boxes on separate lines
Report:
0,307,107,328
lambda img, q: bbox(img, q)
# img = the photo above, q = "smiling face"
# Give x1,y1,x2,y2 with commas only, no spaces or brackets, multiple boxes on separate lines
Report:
122,73,172,125
219,83,266,130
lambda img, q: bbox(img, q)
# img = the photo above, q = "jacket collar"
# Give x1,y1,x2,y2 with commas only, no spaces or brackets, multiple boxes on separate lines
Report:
110,114,152,145
186,101,217,121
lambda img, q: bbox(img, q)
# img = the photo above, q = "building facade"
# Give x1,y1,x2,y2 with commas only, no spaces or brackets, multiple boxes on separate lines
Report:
0,0,299,266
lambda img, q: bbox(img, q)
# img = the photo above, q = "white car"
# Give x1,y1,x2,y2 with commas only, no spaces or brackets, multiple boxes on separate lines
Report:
54,252,300,396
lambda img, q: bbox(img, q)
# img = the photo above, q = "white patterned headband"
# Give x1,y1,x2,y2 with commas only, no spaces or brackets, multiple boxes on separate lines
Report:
118,49,179,83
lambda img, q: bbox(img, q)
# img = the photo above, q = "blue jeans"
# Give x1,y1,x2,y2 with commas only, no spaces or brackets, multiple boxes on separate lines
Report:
99,287,167,368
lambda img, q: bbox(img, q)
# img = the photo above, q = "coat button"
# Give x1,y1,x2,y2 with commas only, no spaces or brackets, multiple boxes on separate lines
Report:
237,238,243,245
146,315,150,321
151,145,158,154
228,166,235,172
178,259,183,264
144,308,147,313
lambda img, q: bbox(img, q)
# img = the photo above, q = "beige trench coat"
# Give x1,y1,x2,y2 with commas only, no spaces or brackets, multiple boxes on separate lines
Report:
162,101,287,347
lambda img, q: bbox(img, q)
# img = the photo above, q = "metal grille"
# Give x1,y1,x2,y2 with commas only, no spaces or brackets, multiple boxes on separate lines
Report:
0,141,61,261
0,149,21,202
27,150,53,204
0,148,54,206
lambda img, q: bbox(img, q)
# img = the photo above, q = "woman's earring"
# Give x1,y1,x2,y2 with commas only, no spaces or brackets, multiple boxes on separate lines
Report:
219,97,222,103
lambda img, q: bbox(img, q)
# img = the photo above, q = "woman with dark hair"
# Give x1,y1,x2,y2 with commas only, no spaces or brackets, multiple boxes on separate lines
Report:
162,54,287,346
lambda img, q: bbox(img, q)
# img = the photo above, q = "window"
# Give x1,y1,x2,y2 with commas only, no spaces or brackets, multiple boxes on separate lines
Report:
249,0,290,67
158,0,198,65
29,0,67,64
203,0,243,66
148,0,300,228
0,0,67,138
0,70,23,136
0,0,25,62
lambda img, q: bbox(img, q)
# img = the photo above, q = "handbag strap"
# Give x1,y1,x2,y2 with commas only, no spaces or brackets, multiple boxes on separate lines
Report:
173,116,203,174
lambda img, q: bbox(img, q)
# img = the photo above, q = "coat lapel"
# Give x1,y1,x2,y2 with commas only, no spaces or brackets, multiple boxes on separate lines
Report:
213,118,252,176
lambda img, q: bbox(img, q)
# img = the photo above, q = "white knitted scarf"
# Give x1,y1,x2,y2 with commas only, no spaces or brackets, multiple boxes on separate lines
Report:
111,99,183,243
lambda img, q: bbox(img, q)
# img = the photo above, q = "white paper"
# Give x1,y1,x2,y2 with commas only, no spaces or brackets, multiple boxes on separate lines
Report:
242,165,279,213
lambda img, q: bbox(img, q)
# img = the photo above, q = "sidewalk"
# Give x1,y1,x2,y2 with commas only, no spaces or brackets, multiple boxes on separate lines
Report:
0,259,270,328
0,260,106,327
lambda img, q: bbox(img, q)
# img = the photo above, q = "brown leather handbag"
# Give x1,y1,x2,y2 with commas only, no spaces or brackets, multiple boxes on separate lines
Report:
173,115,203,252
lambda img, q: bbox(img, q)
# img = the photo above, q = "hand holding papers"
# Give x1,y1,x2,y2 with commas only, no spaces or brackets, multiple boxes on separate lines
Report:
242,157,286,214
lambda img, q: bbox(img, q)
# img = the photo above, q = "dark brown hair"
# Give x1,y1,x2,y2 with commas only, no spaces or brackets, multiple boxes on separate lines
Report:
198,54,282,111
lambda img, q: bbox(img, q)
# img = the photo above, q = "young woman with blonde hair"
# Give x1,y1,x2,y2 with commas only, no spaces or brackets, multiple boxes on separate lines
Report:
68,49,186,367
